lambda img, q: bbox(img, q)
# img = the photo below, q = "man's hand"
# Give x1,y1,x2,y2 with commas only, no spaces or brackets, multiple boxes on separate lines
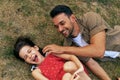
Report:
43,44,64,54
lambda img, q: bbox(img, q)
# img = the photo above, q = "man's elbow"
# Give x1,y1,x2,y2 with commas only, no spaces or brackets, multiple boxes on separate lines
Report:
97,48,105,58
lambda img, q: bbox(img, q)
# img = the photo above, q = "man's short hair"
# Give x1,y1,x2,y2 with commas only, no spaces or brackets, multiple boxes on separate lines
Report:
50,5,73,18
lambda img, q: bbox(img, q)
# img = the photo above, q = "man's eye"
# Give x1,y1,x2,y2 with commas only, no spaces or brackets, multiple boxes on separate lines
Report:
60,22,65,25
54,25,58,28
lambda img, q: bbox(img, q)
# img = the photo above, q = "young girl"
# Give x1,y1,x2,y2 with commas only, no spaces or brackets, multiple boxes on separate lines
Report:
14,36,91,80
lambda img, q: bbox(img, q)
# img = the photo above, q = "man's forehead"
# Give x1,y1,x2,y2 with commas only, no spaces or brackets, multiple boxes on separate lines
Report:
52,13,68,24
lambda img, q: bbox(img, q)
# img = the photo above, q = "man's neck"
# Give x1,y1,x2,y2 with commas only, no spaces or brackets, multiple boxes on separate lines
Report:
71,20,80,38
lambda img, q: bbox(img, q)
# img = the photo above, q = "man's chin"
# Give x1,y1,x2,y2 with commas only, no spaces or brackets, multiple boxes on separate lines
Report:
62,34,69,38
63,35,68,38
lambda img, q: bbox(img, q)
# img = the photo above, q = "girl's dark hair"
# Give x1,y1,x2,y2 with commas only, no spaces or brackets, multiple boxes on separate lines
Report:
50,5,73,18
13,36,45,61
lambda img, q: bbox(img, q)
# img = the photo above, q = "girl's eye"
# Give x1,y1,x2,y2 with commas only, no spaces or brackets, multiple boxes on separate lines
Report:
24,50,31,60
28,49,31,53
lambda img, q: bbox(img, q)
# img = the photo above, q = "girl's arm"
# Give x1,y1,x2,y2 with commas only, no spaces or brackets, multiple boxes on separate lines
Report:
54,54,83,68
32,68,48,80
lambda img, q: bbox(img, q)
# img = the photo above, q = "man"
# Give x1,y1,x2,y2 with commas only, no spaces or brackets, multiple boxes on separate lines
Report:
43,5,114,80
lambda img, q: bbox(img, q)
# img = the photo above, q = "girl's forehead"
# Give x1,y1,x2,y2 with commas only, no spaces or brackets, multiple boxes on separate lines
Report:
21,45,31,52
19,46,31,57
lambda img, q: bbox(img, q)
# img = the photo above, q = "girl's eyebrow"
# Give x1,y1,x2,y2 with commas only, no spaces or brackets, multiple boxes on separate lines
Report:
27,48,30,53
27,47,32,53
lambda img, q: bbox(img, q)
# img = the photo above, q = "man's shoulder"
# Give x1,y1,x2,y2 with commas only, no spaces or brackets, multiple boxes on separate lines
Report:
83,11,100,18
80,11,101,23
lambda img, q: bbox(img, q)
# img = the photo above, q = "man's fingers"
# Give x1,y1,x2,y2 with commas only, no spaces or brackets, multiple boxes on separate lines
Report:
45,52,52,56
43,47,53,54
42,46,50,53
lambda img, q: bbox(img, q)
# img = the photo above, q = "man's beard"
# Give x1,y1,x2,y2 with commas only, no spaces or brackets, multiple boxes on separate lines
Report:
67,25,74,38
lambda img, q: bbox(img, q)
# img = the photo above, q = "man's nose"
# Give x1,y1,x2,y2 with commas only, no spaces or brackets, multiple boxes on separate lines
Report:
58,26,63,32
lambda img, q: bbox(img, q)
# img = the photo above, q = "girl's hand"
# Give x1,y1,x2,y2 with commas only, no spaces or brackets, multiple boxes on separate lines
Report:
71,67,84,80
71,67,91,80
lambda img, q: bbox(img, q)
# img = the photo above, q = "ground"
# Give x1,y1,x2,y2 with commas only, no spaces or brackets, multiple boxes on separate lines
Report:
0,0,120,80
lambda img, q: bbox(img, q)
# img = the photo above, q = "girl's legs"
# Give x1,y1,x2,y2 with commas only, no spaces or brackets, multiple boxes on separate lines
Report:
62,68,91,80
63,61,78,73
62,73,72,80
63,61,91,80
71,68,91,80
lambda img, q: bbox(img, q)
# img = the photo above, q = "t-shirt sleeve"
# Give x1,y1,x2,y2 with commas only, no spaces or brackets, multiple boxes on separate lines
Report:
82,12,108,37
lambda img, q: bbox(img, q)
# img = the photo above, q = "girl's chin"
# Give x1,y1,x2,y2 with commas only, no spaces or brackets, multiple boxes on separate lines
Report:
30,62,37,64
33,61,41,65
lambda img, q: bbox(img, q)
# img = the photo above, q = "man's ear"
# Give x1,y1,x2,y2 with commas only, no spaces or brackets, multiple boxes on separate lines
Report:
34,46,39,50
70,14,76,22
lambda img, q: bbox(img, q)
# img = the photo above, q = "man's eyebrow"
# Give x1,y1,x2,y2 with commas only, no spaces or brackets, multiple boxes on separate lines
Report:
57,20,64,25
54,19,64,27
60,20,64,23
60,20,65,24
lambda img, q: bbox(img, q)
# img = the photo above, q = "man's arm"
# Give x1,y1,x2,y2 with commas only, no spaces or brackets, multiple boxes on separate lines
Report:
85,58,111,80
43,31,106,58
32,69,48,80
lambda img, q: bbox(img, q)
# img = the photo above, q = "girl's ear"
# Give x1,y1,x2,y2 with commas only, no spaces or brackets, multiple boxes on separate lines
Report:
34,46,39,50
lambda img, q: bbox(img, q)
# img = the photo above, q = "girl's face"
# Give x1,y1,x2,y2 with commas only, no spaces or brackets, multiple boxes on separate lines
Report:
19,45,44,65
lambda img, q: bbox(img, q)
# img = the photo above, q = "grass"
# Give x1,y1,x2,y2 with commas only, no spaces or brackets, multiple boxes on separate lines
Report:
0,0,120,80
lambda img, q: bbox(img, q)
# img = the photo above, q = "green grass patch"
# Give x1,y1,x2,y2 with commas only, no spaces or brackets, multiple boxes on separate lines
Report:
0,21,6,29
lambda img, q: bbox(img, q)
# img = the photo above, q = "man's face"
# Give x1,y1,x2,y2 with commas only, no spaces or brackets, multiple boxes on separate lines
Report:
52,13,74,38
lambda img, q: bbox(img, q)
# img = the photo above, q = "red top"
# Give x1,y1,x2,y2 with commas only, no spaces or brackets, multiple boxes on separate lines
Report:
38,54,65,80
38,54,88,80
